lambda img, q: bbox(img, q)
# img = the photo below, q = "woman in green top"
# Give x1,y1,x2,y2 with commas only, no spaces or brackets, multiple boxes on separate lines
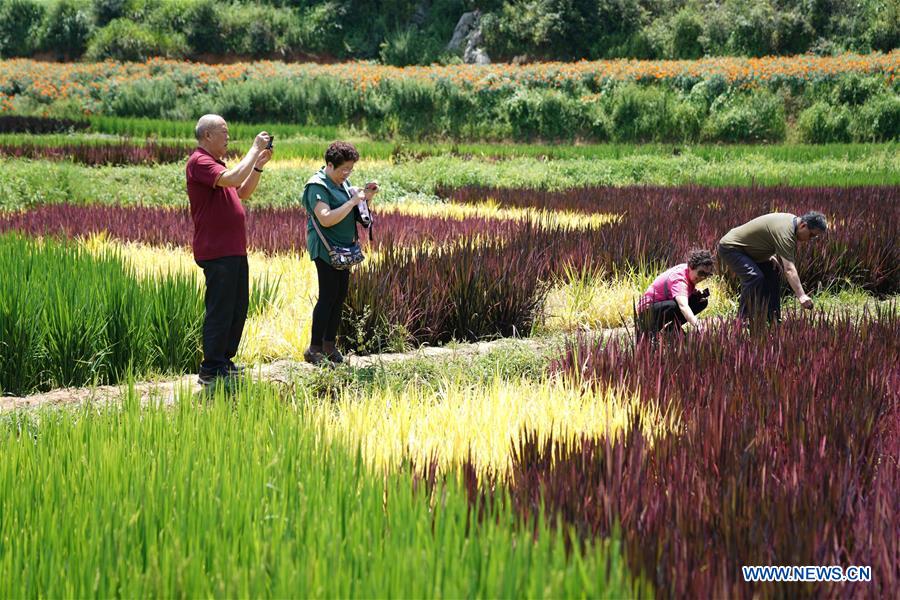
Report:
302,141,379,365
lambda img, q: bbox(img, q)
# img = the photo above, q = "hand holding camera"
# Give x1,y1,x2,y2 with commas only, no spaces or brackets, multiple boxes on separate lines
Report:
363,181,379,201
253,131,270,152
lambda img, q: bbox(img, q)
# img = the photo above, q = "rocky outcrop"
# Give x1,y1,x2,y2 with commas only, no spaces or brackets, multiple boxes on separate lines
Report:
448,10,490,64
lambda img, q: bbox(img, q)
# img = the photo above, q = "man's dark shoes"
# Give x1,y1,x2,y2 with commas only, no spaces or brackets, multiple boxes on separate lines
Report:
304,345,329,366
322,341,344,364
225,361,246,376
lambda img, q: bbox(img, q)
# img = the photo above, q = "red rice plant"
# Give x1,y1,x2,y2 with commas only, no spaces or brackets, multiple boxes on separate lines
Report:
0,204,529,254
0,140,193,165
441,185,899,295
0,115,89,134
342,232,551,352
503,311,899,598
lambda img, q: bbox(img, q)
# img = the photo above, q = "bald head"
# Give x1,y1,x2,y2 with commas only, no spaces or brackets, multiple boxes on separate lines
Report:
195,114,226,141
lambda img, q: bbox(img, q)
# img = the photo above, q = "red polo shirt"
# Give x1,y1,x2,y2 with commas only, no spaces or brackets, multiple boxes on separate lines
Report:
186,148,247,261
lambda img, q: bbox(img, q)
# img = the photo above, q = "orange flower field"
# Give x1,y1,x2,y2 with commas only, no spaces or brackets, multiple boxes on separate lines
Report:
1,52,897,107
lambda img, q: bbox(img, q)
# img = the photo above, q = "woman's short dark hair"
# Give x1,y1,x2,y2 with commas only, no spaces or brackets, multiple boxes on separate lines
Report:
325,141,359,168
687,249,714,270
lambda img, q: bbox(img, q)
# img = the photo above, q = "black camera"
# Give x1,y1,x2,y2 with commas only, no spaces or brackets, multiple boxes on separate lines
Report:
266,134,274,150
698,288,711,299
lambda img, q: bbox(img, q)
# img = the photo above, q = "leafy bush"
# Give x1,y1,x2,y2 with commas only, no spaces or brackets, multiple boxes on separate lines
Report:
703,88,786,142
671,8,704,59
379,27,445,67
503,88,589,141
849,94,900,141
831,73,887,106
103,77,183,119
85,18,187,61
40,0,93,59
0,0,45,57
606,85,683,142
796,101,851,143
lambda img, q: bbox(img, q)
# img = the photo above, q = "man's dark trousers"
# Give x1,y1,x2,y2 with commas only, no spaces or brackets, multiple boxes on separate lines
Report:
196,255,248,376
718,243,781,324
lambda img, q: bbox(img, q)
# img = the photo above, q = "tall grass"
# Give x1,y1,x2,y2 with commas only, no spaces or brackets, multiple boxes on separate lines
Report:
0,234,203,395
0,385,649,597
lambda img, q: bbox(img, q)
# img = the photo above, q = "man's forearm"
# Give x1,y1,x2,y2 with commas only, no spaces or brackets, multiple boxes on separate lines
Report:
238,169,261,199
218,149,259,188
783,264,806,298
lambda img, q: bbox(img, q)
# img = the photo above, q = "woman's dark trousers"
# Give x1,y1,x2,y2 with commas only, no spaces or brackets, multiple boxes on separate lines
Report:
718,243,781,324
638,291,708,336
312,258,350,345
196,255,249,377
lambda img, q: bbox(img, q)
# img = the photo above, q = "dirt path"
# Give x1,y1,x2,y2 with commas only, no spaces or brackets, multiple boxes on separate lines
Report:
1,331,626,413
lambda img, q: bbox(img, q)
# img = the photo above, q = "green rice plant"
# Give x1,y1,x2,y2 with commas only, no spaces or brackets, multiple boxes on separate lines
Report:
88,115,339,141
249,272,281,315
0,384,649,597
0,234,204,395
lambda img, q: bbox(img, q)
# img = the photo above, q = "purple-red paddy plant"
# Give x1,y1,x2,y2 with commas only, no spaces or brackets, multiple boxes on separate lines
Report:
341,231,551,352
441,185,899,295
0,115,89,134
499,311,898,598
0,204,527,254
0,140,193,166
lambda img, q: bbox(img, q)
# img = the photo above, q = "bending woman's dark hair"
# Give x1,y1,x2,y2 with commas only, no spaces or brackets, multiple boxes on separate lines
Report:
687,248,715,270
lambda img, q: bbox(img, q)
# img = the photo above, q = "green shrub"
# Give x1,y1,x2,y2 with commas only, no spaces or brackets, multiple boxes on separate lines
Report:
703,89,786,143
772,10,814,54
40,0,93,60
831,73,887,106
606,85,682,142
503,88,588,141
183,0,227,56
796,101,851,143
381,78,442,139
103,78,183,119
0,0,45,57
671,8,705,59
849,94,900,142
379,27,444,66
85,18,187,61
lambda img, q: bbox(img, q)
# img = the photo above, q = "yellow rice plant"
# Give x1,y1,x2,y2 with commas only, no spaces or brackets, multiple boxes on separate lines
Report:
80,235,319,362
543,264,734,332
307,375,679,480
377,200,620,230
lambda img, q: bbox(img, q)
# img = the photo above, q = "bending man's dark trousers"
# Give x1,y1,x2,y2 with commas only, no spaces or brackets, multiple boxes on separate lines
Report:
639,291,708,335
718,243,782,324
312,257,350,345
196,255,249,376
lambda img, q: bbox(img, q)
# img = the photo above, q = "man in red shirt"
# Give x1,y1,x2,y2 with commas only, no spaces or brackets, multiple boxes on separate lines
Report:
186,114,272,385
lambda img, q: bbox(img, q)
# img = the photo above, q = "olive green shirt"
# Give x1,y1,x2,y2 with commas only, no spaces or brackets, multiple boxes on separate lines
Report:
719,212,797,263
302,169,358,263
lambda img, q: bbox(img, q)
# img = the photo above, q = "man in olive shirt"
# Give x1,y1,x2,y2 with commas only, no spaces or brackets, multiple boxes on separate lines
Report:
718,211,827,324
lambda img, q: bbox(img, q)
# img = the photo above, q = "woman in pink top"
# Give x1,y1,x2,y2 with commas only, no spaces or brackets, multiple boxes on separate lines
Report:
637,249,715,337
